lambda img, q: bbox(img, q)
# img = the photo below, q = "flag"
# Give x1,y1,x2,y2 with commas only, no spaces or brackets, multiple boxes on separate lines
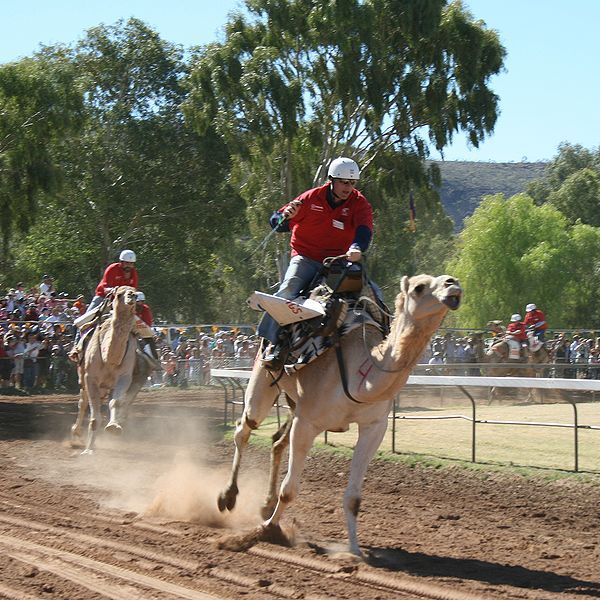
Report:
408,190,416,232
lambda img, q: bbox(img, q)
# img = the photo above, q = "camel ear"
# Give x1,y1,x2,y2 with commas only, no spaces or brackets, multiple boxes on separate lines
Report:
401,276,410,294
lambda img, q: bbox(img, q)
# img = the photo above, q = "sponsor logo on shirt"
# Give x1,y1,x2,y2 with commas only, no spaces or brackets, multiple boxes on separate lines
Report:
341,207,349,216
310,203,324,212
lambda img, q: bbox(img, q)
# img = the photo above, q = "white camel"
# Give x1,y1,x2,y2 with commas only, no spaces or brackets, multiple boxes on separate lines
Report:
218,274,462,556
70,285,138,454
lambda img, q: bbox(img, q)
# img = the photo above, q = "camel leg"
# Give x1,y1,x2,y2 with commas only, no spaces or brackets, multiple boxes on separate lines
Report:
261,416,293,519
83,380,102,454
263,416,319,529
344,418,389,556
121,358,150,423
106,372,134,434
218,367,279,513
70,386,89,447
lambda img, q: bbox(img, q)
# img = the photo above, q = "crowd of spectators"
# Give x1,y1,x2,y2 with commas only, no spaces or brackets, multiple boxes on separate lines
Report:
157,329,259,387
3,273,600,393
0,276,84,392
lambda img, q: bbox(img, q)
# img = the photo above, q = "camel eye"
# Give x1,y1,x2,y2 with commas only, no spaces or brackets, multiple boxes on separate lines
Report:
414,284,425,294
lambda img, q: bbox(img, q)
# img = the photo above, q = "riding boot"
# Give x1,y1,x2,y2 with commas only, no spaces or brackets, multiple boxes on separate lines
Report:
142,339,163,371
261,332,291,371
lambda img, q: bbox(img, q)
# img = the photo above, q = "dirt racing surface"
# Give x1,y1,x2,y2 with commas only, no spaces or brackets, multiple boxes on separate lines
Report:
0,387,599,600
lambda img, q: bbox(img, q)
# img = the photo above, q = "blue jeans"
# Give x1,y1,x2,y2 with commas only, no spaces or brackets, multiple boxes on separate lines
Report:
257,255,323,343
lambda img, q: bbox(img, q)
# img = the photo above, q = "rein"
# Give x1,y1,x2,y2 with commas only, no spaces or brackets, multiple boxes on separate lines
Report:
353,296,408,374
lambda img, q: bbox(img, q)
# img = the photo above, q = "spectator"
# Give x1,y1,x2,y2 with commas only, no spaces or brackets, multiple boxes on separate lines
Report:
235,337,255,368
39,275,56,297
22,331,41,389
72,294,87,315
36,337,51,388
6,333,25,389
0,333,12,386
14,282,26,301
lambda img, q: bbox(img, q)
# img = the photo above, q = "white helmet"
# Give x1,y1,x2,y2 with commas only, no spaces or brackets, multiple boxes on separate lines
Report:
136,291,145,302
327,157,360,180
511,313,522,322
526,303,536,312
119,249,136,263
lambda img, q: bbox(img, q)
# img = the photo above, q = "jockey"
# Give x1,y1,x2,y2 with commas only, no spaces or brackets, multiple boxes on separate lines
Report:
523,303,547,341
505,313,527,360
506,314,527,342
258,157,374,370
134,291,161,370
69,250,139,361
90,249,139,313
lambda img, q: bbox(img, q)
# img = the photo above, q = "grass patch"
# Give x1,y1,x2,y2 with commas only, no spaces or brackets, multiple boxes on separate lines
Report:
220,401,600,483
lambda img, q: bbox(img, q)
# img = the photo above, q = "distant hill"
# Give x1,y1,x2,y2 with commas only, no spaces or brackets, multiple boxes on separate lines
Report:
432,161,548,229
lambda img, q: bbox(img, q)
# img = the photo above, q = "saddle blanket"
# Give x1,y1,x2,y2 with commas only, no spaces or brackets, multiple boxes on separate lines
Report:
284,303,383,374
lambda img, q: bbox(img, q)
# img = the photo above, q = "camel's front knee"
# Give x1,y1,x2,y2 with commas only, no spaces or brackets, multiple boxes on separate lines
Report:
344,495,361,517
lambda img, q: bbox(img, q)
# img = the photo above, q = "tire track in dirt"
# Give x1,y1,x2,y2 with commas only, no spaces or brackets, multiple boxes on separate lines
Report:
0,534,219,599
0,508,484,600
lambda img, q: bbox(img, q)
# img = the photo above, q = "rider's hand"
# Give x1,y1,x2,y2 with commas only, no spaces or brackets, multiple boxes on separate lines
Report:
282,200,302,220
346,246,362,262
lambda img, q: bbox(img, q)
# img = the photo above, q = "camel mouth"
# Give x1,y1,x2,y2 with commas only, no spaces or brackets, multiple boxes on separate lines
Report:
443,293,461,311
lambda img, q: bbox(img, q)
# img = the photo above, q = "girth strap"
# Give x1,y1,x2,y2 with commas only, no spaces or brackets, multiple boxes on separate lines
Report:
334,337,363,404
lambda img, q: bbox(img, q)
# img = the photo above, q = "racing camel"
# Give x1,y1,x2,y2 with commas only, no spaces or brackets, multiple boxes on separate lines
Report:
70,285,139,454
218,274,462,556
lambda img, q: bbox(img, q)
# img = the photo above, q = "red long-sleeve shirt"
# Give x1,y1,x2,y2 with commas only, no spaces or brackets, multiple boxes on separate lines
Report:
282,184,373,263
506,321,527,342
95,263,138,297
524,309,547,332
136,303,153,327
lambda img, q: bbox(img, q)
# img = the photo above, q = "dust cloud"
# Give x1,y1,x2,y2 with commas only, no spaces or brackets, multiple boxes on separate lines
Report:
21,390,272,531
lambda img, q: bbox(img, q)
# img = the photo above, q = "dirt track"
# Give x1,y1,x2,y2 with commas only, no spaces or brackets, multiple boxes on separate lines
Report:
0,387,599,599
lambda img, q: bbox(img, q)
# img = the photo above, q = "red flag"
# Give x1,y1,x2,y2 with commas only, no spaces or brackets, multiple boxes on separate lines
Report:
408,191,416,232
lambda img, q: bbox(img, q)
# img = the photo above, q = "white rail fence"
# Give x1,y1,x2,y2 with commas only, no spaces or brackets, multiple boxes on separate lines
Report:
210,368,600,472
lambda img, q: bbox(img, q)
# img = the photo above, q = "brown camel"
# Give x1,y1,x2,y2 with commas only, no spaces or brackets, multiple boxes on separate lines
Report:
484,337,551,403
70,286,138,454
218,274,462,556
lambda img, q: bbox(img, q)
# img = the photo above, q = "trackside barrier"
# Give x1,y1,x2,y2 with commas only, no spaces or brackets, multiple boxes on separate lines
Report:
210,369,600,472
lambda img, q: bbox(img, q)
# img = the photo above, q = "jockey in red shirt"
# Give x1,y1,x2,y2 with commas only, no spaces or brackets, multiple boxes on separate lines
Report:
257,157,375,369
506,314,528,342
69,249,139,361
94,249,138,301
523,303,547,341
135,291,161,369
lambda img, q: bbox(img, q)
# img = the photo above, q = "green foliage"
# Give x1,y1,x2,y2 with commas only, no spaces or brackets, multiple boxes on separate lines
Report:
449,193,600,328
0,54,83,255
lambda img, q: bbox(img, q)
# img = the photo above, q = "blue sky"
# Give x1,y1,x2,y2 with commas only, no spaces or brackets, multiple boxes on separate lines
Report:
2,1,598,163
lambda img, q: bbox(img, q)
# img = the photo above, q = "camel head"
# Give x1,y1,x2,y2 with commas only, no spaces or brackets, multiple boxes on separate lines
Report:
112,285,137,318
396,274,462,329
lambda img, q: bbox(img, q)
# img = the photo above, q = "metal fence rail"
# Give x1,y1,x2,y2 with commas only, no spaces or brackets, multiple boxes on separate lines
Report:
211,368,600,472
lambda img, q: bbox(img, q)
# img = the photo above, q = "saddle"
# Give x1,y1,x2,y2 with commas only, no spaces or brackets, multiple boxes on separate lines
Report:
253,257,390,372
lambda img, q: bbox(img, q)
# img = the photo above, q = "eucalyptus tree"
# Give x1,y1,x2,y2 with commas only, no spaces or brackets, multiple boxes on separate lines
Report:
10,19,243,321
185,0,505,194
0,54,83,258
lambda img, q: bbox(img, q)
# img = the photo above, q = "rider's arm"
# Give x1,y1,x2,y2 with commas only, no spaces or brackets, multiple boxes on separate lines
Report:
351,225,372,252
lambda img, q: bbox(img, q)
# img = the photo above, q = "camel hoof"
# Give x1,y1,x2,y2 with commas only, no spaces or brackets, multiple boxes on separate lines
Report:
105,422,123,435
259,522,293,547
80,449,94,456
217,485,238,512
